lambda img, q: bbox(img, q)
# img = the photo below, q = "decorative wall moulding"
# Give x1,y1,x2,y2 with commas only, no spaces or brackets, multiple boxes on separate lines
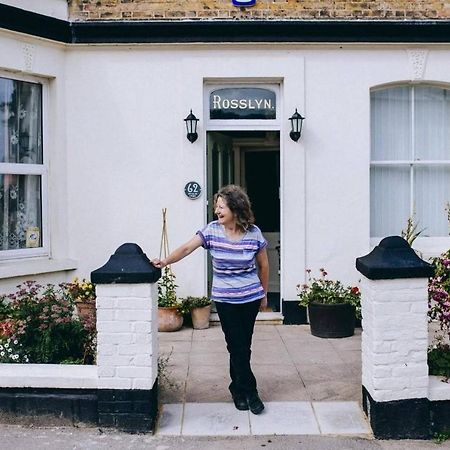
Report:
407,49,428,80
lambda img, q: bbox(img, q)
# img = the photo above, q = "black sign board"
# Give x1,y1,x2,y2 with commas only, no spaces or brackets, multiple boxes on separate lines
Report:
210,87,276,120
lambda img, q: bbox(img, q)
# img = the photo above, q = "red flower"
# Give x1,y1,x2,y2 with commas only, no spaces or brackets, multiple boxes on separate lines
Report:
351,287,360,295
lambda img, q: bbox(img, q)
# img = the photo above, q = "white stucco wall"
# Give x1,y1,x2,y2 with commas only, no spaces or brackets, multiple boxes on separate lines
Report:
0,0,68,20
0,27,450,301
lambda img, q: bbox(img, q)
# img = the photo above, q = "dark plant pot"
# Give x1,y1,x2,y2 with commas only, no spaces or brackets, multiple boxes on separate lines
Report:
308,302,356,338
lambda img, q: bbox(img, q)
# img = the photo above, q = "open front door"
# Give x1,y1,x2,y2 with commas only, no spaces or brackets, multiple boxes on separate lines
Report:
207,131,281,314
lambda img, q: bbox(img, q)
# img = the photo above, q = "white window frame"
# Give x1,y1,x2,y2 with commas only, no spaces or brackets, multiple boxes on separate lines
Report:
0,71,49,260
370,83,450,256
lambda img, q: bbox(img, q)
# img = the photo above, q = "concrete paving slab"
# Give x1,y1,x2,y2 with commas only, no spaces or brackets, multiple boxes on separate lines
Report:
190,339,228,354
159,340,192,354
251,341,293,364
192,326,224,341
159,327,193,342
182,402,250,436
189,351,229,366
185,365,230,402
253,364,309,401
313,401,371,435
305,380,361,402
157,403,183,435
295,363,355,383
249,402,321,435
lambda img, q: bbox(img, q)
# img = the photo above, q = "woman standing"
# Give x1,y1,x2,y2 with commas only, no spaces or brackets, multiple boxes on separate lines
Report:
152,184,269,415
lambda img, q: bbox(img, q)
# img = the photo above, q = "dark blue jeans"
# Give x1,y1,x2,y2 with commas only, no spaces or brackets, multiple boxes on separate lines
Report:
215,298,261,397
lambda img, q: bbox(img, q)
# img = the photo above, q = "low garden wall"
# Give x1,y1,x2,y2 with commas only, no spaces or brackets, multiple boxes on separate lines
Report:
357,236,450,439
0,243,161,433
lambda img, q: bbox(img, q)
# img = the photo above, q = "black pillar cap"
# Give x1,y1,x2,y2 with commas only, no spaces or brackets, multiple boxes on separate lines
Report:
91,243,161,284
356,236,434,280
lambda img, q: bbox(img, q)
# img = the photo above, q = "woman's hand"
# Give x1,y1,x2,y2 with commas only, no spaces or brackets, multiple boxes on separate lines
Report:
259,295,268,312
152,258,165,269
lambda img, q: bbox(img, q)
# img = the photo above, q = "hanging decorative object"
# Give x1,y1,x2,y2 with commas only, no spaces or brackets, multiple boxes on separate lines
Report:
232,0,256,6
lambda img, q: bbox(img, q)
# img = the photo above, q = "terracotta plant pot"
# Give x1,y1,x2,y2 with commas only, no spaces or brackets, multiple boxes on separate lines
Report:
158,306,183,332
191,305,211,330
75,301,96,322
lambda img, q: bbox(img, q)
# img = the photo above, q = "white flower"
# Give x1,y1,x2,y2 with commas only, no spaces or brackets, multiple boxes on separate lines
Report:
13,340,18,345
10,131,18,145
0,352,4,357
7,348,12,353
4,343,9,349
0,345,3,351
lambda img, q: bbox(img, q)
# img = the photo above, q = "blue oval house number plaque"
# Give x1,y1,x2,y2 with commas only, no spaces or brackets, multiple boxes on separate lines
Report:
184,181,202,200
232,0,256,6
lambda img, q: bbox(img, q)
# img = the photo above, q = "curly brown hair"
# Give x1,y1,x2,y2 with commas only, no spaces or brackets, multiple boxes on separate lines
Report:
214,184,255,232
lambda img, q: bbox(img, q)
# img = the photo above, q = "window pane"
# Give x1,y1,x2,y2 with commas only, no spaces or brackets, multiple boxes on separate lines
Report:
370,166,410,237
415,87,450,161
0,77,42,164
371,87,411,161
415,166,450,237
0,174,42,250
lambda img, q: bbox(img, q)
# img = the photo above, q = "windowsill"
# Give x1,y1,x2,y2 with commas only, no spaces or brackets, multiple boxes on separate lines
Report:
0,257,78,279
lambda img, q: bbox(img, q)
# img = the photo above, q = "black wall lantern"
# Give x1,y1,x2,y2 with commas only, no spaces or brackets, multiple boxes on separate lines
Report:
184,110,199,143
289,109,305,142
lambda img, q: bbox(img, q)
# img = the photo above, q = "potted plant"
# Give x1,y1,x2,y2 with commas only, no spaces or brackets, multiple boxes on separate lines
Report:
66,278,96,322
157,267,185,332
185,296,212,330
297,268,361,338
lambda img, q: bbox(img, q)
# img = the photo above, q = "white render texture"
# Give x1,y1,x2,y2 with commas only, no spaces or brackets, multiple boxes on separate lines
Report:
96,283,158,390
361,277,429,402
0,0,68,20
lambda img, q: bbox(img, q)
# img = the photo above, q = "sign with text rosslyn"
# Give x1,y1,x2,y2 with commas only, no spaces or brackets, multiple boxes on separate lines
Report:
210,87,276,120
232,0,256,6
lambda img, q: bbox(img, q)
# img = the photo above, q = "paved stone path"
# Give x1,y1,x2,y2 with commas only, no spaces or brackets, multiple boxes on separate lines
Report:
157,324,368,436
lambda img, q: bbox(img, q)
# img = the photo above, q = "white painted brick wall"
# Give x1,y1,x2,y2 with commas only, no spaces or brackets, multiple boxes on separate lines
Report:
361,277,429,402
96,283,158,390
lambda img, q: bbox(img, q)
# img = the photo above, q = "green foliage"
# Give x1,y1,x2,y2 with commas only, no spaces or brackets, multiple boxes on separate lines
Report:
297,268,361,319
184,296,211,309
434,431,450,444
0,281,96,364
157,267,178,307
428,249,450,334
401,214,425,246
428,341,450,378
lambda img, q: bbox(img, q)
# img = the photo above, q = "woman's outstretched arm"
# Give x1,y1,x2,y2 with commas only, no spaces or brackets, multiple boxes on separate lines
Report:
152,234,203,268
256,247,269,311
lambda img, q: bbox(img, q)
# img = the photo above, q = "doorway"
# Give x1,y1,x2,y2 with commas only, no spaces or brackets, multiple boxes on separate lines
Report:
207,130,280,313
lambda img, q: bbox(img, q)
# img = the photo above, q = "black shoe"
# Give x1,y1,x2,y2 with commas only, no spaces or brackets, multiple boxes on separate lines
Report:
232,394,249,411
247,393,264,415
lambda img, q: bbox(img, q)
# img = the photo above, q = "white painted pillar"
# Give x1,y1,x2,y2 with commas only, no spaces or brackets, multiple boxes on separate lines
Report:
356,236,434,439
96,283,158,390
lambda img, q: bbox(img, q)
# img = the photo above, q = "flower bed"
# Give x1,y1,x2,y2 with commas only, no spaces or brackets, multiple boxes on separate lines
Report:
428,250,450,377
0,281,96,365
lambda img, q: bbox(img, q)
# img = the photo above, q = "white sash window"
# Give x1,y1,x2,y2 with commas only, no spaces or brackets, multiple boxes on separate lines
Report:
0,76,47,258
370,85,450,239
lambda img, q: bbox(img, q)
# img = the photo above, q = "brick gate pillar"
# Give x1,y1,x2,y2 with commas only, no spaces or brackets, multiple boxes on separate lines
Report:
356,236,434,439
91,242,161,433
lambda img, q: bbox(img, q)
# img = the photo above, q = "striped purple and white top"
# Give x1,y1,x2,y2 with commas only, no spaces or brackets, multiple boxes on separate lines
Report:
197,221,268,304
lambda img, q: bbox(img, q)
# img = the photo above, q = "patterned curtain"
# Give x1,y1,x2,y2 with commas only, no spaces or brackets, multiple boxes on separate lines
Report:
0,78,42,250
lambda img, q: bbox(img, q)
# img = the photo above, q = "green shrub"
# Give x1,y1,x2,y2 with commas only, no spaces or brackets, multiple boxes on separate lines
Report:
0,281,95,364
